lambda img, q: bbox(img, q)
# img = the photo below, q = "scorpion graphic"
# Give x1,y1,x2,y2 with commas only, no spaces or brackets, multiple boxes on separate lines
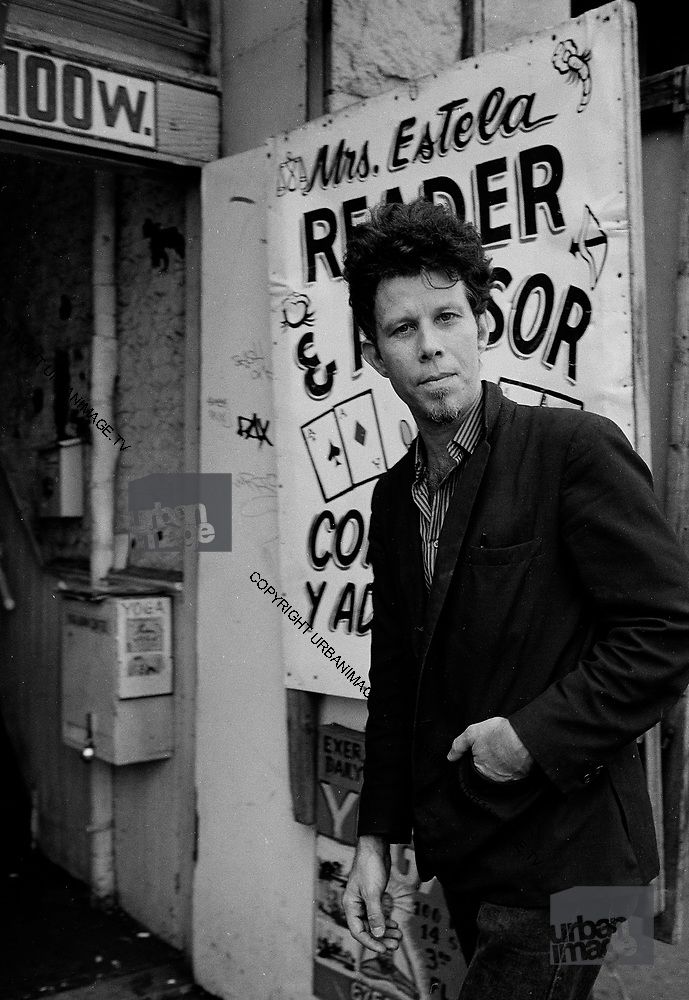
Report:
552,39,592,113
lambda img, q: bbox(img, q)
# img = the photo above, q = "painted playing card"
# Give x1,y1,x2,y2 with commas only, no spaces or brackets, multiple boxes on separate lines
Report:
302,409,352,501
333,390,387,488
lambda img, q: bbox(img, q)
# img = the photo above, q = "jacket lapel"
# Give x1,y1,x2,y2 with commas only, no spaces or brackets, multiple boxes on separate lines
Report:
419,380,504,664
419,438,491,664
394,450,427,634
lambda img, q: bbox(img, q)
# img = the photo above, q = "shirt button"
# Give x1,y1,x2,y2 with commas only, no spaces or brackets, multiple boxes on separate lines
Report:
432,540,438,548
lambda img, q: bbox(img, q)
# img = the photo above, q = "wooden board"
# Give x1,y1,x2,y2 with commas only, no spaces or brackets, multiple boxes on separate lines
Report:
0,41,219,166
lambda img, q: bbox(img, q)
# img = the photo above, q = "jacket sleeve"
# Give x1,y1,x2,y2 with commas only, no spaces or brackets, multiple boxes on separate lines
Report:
508,414,689,795
356,478,417,843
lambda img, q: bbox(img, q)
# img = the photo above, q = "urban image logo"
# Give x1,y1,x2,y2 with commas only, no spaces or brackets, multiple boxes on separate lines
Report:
128,473,232,553
550,885,654,966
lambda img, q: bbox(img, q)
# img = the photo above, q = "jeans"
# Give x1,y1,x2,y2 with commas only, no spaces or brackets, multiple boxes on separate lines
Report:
442,890,602,1000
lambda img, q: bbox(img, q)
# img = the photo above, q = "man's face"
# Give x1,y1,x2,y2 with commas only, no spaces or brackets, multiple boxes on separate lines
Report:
364,270,488,429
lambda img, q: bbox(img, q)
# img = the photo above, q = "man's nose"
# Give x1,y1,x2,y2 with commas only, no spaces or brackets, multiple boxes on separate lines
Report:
417,320,444,360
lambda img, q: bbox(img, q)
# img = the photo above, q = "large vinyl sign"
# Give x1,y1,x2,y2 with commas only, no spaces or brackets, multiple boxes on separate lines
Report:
268,2,646,697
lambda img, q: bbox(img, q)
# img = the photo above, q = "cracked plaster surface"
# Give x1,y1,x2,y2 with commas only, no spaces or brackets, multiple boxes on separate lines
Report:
115,172,187,573
330,0,463,112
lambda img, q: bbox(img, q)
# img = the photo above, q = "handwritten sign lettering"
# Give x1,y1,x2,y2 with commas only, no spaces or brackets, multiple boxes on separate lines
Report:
268,4,645,697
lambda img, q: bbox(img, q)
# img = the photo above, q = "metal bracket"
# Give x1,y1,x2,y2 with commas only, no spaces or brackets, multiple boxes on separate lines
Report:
641,65,689,114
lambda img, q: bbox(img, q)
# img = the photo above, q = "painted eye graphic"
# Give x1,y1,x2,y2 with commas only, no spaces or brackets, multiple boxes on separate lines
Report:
281,292,314,329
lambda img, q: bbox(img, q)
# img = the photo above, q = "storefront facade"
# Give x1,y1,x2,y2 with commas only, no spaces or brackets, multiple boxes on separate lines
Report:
2,2,689,998
196,2,689,999
0,0,218,951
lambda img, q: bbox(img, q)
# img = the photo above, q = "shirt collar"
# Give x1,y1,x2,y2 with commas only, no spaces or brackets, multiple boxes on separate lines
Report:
413,383,484,481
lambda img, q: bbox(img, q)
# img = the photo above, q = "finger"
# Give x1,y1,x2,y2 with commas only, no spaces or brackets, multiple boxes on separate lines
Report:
344,904,390,954
342,893,388,955
366,917,403,952
364,896,387,939
379,935,402,951
342,890,360,927
380,925,403,949
385,927,402,941
472,759,499,780
380,920,402,938
472,757,519,782
356,922,391,953
447,728,472,761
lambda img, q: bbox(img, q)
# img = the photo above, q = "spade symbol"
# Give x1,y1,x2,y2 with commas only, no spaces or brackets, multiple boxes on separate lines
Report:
328,441,342,466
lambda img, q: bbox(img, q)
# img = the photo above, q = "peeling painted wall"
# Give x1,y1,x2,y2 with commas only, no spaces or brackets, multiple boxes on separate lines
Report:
115,170,187,573
0,157,188,573
329,0,571,114
110,168,192,947
330,0,464,111
197,146,315,1000
0,153,93,563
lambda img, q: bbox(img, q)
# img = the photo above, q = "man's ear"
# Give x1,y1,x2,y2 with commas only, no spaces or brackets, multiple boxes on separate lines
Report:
477,312,490,355
362,338,389,378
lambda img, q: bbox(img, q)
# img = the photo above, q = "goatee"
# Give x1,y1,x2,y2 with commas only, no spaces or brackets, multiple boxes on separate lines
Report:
425,387,462,425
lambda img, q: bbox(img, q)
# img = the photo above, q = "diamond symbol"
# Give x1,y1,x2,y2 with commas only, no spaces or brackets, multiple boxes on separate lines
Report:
354,421,366,446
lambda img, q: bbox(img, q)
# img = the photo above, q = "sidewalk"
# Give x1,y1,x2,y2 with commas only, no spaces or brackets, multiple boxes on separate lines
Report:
36,965,213,1000
3,852,218,1000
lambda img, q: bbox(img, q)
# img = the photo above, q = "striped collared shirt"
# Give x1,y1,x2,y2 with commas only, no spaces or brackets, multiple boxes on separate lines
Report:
411,386,484,590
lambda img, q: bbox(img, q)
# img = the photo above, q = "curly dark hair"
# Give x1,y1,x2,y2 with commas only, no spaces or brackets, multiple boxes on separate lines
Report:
342,199,493,344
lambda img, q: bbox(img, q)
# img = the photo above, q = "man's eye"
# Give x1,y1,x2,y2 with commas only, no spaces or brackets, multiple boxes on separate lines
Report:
438,312,459,323
391,323,413,336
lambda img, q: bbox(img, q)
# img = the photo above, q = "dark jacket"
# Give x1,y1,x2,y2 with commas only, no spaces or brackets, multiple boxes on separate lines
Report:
357,381,689,904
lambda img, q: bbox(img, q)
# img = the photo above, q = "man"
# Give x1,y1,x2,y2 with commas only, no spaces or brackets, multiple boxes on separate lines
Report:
340,199,689,999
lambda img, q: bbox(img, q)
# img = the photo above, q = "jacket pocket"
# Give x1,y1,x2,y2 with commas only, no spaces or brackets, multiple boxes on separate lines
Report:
466,536,542,565
454,538,542,673
455,754,547,821
606,746,660,882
